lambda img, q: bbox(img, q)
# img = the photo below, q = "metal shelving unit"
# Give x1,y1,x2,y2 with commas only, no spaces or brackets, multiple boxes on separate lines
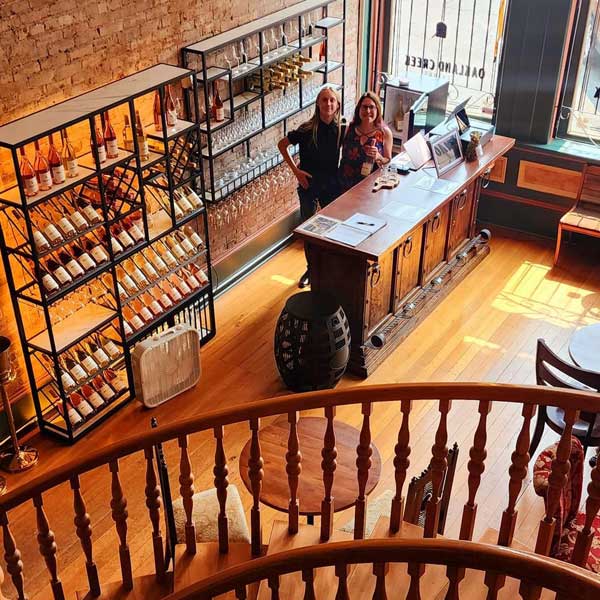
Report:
0,64,216,442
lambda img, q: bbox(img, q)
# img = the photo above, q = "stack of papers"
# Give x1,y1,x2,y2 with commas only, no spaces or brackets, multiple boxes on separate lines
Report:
298,213,387,247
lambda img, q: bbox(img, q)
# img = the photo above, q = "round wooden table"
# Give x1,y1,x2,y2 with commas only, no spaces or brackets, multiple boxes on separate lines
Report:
569,323,600,371
239,416,382,516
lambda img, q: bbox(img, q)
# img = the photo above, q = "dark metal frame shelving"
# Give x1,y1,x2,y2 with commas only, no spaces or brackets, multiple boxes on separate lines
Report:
181,0,347,206
0,63,216,443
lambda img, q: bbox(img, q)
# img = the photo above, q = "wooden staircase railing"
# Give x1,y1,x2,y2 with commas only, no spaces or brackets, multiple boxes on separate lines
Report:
162,538,600,600
0,383,599,599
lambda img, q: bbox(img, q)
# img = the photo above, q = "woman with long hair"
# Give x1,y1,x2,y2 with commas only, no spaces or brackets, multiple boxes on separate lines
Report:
278,84,346,287
339,91,392,192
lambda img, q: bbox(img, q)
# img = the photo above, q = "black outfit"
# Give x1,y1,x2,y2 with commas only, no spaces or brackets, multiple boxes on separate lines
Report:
287,120,343,221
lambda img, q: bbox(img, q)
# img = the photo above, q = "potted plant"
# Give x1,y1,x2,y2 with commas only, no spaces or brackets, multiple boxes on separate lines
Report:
465,131,482,162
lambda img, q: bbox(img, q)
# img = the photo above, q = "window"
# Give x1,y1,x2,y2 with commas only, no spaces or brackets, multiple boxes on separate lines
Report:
557,0,600,143
387,0,508,119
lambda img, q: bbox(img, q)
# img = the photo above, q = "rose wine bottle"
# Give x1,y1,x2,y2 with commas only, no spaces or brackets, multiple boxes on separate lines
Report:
123,259,148,289
70,391,94,418
183,185,203,210
95,334,120,361
23,212,51,252
76,197,102,224
213,82,225,122
58,398,83,426
34,261,60,293
180,266,201,290
141,291,163,317
133,254,158,281
34,140,53,191
45,257,73,287
47,134,66,184
160,278,183,303
183,224,204,249
134,110,150,160
58,249,85,279
122,115,134,152
74,348,100,376
174,230,196,256
174,189,194,216
91,117,107,164
52,204,77,239
61,129,79,178
123,305,145,331
70,242,97,272
87,340,110,367
54,364,77,392
103,112,119,159
82,236,109,264
100,230,124,257
92,374,116,401
123,215,144,243
104,368,128,393
153,90,163,132
170,273,192,297
165,85,178,127
81,383,105,409
111,223,135,248
164,235,187,262
19,147,39,197
150,285,173,310
190,263,209,285
131,298,153,323
61,355,87,384
155,241,178,269
116,266,138,296
32,210,64,247
143,246,168,275
318,40,327,62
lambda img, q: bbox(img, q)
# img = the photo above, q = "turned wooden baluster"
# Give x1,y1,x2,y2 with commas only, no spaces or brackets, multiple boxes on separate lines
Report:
144,447,165,582
0,509,26,600
33,494,64,600
390,399,412,532
335,564,349,600
302,568,316,600
406,562,423,600
70,474,101,596
320,405,337,541
268,575,280,600
178,434,196,555
444,566,460,600
248,418,264,556
571,460,600,568
235,585,247,599
423,399,451,538
214,425,229,553
484,404,535,599
286,411,301,534
109,459,133,590
354,402,373,540
373,562,388,600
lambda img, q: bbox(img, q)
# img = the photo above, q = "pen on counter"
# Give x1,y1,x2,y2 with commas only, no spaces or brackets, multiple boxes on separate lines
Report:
357,221,375,226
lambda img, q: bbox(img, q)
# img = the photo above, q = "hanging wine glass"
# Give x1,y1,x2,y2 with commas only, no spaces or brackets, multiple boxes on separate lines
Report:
238,40,248,72
280,24,288,48
271,29,279,55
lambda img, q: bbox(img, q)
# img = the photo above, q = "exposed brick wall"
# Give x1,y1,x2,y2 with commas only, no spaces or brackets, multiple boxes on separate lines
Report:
0,0,360,411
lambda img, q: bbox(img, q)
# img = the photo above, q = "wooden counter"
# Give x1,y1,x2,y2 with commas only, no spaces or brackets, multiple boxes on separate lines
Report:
295,135,515,377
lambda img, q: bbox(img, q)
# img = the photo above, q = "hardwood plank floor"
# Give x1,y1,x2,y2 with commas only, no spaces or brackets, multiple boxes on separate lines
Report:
3,230,600,599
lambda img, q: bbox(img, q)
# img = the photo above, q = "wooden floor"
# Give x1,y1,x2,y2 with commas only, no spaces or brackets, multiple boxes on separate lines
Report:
3,229,600,599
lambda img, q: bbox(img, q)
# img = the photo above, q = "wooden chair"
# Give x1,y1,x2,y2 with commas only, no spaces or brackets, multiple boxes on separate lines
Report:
554,164,600,265
404,442,459,535
529,339,600,459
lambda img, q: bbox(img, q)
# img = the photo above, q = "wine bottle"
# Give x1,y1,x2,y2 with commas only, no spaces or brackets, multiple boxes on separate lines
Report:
131,298,154,323
91,117,107,164
58,249,85,279
174,230,196,256
122,115,134,152
133,254,158,281
32,210,64,246
134,110,150,160
360,138,376,177
70,242,97,272
62,355,87,383
57,198,88,232
104,368,128,393
58,398,83,426
56,365,77,392
95,334,120,361
34,261,60,293
153,90,163,132
393,99,405,133
155,241,178,269
190,263,209,285
70,391,94,417
92,374,116,401
23,211,51,252
61,129,79,178
82,237,109,264
52,204,77,239
170,273,192,297
183,185,203,210
143,246,169,275
111,223,135,248
100,229,124,257
45,257,73,286
34,141,53,191
76,197,102,224
164,235,187,262
318,40,327,62
81,383,105,409
116,266,138,296
121,319,133,337
123,216,144,243
103,112,119,159
150,285,173,310
123,259,149,289
47,134,66,184
140,291,163,317
160,279,182,303
183,224,204,250
213,82,225,122
165,85,178,127
123,305,145,331
74,348,100,376
87,340,110,367
180,266,201,290
174,189,194,216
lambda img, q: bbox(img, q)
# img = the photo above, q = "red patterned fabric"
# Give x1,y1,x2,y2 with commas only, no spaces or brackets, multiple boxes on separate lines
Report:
555,511,600,573
532,438,585,554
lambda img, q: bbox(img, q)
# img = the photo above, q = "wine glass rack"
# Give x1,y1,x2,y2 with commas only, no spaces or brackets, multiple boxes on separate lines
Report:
182,0,347,206
0,64,215,443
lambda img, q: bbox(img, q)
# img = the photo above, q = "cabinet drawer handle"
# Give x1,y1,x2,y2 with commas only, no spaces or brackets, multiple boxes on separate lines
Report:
431,212,441,232
457,190,468,210
370,262,381,288
403,236,413,257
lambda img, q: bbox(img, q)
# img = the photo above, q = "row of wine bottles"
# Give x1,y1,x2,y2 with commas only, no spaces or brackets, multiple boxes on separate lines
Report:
147,178,203,219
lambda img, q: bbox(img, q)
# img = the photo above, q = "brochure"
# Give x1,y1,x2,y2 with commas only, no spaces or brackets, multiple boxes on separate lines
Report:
297,215,340,236
299,212,387,247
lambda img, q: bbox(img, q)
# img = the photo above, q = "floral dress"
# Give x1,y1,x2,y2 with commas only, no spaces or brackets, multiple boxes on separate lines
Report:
339,123,386,192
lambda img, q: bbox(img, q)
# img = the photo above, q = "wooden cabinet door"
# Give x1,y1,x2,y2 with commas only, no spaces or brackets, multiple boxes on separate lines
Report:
447,183,475,258
394,226,424,311
365,251,394,337
422,203,450,283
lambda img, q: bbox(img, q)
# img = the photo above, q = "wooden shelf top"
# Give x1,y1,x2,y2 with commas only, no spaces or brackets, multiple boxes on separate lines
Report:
0,64,193,148
184,0,333,54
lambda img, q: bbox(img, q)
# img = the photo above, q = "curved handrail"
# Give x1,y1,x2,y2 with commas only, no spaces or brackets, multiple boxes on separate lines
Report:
163,538,600,599
1,382,598,510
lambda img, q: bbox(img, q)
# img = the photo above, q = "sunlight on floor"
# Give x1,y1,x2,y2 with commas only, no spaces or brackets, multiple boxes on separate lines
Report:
491,261,599,327
462,336,501,350
271,274,295,285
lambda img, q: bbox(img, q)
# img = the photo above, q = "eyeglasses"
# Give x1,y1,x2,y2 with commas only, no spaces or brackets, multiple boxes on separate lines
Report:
361,105,377,111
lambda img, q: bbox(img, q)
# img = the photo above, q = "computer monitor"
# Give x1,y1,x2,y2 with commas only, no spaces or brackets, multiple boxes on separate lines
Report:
443,96,471,132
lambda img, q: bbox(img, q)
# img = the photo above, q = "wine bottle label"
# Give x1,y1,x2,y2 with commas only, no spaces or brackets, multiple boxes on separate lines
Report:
81,356,99,374
148,300,163,315
177,280,192,295
177,197,194,214
124,137,135,152
57,217,76,237
140,261,158,280
173,203,184,219
122,320,133,336
127,224,144,242
180,238,195,254
186,189,202,208
360,161,373,177
78,252,96,271
215,107,225,121
116,282,127,300
186,273,201,289
140,306,153,322
92,347,110,365
44,224,63,244
130,315,145,330
110,375,128,393
90,245,109,263
61,371,77,390
51,164,66,184
70,210,88,230
111,238,124,254
96,144,107,164
159,293,173,308
138,138,149,160
76,398,94,416
121,274,137,294
196,268,209,284
67,406,83,425
169,287,183,302
33,230,50,251
106,139,119,158
131,269,148,288
42,273,59,292
117,230,135,247
39,170,53,188
86,390,105,408
152,255,168,273
166,110,178,127
53,266,72,285
23,176,39,195
65,259,84,278
64,158,78,178
70,363,87,382
170,243,186,261
103,340,120,359
96,382,116,400
162,250,177,268
188,232,204,248
82,205,101,223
